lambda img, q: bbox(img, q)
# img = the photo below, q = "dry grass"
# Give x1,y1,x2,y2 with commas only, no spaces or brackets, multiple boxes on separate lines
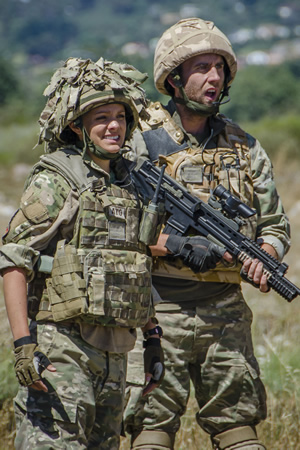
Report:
1,157,300,450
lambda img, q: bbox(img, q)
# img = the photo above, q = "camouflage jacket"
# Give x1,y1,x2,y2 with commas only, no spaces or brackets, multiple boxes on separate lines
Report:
127,100,291,284
0,147,154,331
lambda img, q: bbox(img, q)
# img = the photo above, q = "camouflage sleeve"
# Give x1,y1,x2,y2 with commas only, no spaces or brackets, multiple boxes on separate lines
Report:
0,243,40,280
0,169,74,280
249,135,291,260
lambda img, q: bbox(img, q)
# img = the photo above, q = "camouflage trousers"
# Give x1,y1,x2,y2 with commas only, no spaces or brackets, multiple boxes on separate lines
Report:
14,322,127,449
124,285,267,445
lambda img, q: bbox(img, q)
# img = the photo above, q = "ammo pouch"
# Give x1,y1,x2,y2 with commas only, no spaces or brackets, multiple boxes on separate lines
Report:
46,240,152,327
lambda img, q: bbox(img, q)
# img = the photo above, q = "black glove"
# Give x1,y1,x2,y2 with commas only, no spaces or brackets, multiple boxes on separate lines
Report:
14,336,52,387
165,235,226,273
143,338,164,395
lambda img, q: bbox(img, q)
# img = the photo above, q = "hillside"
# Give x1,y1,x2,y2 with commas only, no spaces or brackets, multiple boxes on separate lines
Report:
0,0,300,120
1,0,300,61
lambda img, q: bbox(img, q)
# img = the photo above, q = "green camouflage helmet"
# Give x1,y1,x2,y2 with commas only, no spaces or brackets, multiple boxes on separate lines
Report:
38,57,148,152
154,17,237,96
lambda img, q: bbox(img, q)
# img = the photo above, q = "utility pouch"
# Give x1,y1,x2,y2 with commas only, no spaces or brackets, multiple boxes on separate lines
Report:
84,248,152,327
139,201,165,246
46,241,88,322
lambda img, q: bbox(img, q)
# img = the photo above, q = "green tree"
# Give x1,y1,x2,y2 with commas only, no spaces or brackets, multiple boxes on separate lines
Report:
0,57,19,105
223,64,300,122
16,17,76,58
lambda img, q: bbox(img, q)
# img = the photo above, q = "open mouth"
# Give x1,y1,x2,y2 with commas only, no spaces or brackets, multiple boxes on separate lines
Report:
206,89,217,100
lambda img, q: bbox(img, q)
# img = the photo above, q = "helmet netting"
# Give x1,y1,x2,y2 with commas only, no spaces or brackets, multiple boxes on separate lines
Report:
38,57,148,152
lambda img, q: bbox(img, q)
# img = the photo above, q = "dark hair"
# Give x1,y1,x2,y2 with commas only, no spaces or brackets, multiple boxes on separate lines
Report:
59,126,79,145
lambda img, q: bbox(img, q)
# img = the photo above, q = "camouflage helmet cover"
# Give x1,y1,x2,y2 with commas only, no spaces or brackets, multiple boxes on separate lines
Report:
38,57,148,152
154,17,237,96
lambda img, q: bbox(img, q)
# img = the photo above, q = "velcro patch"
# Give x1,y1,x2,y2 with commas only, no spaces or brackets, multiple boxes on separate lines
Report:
107,205,126,221
21,187,49,223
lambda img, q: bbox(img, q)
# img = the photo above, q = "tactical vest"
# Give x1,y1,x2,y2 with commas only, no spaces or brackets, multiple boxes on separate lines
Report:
139,102,257,284
28,149,153,328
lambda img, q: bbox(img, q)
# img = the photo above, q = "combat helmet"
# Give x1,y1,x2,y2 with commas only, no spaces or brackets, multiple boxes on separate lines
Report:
38,57,148,153
154,17,237,115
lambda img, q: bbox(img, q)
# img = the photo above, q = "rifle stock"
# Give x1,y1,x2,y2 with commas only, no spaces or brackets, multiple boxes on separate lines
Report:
133,160,300,302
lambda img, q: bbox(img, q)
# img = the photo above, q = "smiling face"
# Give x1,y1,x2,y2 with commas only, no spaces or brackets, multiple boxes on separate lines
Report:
81,103,127,154
178,53,225,106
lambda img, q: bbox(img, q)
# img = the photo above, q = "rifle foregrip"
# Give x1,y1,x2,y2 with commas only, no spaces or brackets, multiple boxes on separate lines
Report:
268,276,300,302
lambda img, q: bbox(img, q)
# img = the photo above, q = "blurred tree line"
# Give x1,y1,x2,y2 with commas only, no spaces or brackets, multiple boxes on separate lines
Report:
0,0,299,164
1,53,299,125
223,60,300,122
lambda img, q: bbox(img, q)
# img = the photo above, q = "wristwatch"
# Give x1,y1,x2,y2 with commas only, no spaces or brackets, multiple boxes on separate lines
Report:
143,325,163,339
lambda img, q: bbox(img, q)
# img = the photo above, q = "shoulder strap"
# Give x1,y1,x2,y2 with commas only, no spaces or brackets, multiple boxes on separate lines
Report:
139,102,188,162
29,148,100,194
218,115,249,151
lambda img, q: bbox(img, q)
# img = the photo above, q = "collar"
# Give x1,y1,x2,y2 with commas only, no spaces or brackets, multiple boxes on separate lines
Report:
165,100,227,147
110,156,136,187
81,150,111,179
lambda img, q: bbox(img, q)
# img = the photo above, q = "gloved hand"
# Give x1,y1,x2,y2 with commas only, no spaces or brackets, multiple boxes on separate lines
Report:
165,235,226,273
143,338,164,396
14,336,53,387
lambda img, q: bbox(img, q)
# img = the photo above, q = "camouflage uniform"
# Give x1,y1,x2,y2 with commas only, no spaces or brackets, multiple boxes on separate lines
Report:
14,322,127,449
124,18,290,450
1,150,154,449
0,58,158,449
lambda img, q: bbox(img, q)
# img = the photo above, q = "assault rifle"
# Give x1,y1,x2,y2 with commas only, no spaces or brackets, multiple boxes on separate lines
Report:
132,160,300,302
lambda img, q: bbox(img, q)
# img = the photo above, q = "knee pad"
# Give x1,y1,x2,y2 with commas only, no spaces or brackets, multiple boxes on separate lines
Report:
131,430,175,450
212,426,266,450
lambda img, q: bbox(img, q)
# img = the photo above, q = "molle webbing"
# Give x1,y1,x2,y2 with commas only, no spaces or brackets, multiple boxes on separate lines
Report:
44,241,152,326
139,105,249,163
73,182,143,249
140,111,255,283
46,243,87,321
31,150,152,327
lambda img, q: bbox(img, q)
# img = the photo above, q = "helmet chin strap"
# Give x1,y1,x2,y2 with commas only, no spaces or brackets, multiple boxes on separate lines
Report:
82,127,121,160
171,72,231,117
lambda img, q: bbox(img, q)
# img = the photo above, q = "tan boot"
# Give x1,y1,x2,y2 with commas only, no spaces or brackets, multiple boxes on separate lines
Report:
212,426,266,450
131,430,175,450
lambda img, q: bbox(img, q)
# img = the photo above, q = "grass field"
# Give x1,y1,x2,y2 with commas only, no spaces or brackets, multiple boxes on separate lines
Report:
0,156,300,450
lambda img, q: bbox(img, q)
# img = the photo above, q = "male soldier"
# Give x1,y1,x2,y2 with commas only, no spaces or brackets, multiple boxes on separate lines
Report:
124,18,290,450
0,57,165,449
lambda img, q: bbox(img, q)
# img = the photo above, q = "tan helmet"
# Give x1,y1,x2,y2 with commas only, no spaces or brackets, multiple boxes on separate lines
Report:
38,57,148,152
154,17,237,96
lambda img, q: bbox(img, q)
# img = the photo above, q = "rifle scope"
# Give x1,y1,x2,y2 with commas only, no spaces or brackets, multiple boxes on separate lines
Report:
213,184,256,219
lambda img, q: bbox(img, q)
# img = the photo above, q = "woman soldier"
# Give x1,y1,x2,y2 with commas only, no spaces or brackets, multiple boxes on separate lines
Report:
0,57,164,449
